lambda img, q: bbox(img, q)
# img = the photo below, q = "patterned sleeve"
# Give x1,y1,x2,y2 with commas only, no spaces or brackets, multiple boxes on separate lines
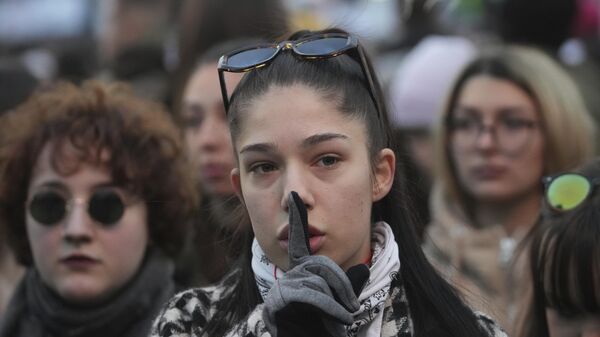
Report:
149,270,273,337
149,287,216,337
474,312,509,337
223,304,271,337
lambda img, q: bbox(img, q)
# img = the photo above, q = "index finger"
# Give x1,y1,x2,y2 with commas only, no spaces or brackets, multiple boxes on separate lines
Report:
288,191,311,267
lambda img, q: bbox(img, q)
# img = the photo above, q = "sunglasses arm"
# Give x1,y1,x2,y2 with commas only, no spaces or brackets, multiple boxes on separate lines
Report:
218,69,230,112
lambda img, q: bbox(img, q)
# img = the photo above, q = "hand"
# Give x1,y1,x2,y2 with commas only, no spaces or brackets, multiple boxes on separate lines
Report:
262,191,370,336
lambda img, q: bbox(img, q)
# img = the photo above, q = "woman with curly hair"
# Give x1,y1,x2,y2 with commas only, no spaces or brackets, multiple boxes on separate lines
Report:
0,80,198,337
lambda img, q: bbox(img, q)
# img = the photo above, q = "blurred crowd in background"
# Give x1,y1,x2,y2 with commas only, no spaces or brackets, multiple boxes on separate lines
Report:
0,0,599,336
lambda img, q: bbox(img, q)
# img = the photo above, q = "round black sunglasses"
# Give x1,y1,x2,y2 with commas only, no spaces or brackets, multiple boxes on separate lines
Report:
28,190,127,226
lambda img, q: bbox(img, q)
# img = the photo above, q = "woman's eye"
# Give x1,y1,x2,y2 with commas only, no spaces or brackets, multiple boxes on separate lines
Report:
500,117,535,130
316,155,340,168
249,163,277,174
450,116,479,131
181,115,203,129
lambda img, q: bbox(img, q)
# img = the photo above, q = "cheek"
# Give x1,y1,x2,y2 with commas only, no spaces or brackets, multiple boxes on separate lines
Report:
510,139,545,183
336,187,371,228
105,207,149,275
116,207,148,254
243,189,278,235
26,221,58,261
449,142,467,175
184,133,201,162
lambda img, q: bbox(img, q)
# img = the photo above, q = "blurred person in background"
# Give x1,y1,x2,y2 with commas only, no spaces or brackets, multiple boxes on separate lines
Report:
0,81,197,337
0,57,39,115
95,0,177,103
375,0,449,88
387,34,475,238
174,40,257,287
424,45,596,334
0,56,39,316
488,0,600,153
172,0,289,112
516,157,600,337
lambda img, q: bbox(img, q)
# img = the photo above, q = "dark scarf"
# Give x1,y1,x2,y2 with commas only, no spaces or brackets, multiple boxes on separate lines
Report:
0,249,174,337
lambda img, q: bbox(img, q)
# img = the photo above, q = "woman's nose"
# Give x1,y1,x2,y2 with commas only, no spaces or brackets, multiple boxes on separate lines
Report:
474,124,499,151
280,165,314,213
198,109,229,151
62,198,93,245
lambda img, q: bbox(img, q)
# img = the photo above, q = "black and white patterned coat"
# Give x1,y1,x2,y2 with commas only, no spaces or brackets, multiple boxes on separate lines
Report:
150,270,508,337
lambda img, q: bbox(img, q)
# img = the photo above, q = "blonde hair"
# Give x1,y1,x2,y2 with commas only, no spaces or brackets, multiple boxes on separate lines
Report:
433,44,596,211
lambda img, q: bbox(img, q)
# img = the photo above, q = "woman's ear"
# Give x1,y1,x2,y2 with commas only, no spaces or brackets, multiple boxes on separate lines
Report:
231,168,245,206
372,148,395,202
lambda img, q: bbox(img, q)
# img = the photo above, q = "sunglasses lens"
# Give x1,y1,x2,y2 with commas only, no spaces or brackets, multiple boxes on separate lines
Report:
88,191,125,225
227,47,278,69
295,37,349,55
547,174,591,211
29,192,66,225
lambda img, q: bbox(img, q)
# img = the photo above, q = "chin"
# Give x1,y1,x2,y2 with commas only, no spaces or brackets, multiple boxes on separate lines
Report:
56,279,108,305
472,190,519,203
59,288,105,305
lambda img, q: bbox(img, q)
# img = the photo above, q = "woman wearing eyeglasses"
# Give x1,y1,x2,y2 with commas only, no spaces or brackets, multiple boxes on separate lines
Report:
151,28,506,337
0,81,197,337
423,45,596,333
517,158,600,337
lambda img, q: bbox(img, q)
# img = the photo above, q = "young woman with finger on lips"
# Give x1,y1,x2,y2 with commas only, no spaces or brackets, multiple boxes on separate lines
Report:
424,45,596,334
151,28,508,337
0,81,197,337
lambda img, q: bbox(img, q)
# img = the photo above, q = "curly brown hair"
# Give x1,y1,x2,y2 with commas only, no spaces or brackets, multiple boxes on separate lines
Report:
0,80,198,266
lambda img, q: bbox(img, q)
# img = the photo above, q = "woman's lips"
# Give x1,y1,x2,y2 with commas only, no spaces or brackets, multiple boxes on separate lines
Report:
60,255,99,270
471,165,507,179
201,163,229,179
278,225,325,254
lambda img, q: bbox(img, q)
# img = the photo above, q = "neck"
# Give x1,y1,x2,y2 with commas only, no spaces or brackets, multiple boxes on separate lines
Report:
471,191,541,236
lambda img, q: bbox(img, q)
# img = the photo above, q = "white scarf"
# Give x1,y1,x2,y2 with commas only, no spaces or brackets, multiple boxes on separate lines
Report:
252,221,401,337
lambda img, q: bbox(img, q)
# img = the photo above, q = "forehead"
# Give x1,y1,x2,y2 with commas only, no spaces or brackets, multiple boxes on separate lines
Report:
30,142,112,189
184,62,242,105
457,75,536,113
235,84,367,146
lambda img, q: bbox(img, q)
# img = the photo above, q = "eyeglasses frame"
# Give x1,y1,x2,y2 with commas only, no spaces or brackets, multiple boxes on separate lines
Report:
447,114,539,155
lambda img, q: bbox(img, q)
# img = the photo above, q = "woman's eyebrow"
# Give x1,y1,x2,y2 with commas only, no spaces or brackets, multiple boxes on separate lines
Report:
91,182,119,190
183,102,206,116
453,106,480,115
239,133,348,154
302,133,349,148
31,181,66,191
239,142,277,154
497,106,535,115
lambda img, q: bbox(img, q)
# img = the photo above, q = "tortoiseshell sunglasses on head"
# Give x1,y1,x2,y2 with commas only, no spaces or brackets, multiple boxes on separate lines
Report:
217,32,382,119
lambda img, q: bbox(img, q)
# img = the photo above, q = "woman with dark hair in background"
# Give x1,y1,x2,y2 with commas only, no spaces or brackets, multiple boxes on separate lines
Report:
174,40,260,286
